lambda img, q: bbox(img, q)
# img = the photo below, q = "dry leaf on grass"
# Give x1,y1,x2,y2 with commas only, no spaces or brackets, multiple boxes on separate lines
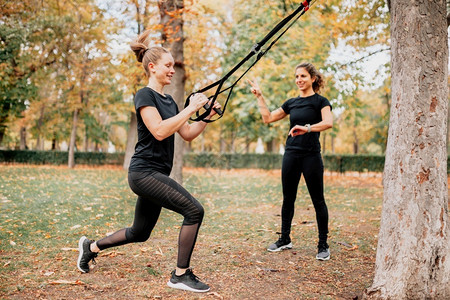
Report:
61,247,78,252
100,250,124,258
208,291,224,299
344,245,359,251
49,279,85,285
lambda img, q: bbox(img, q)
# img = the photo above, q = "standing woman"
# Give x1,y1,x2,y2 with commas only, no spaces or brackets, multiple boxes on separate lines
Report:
247,62,333,260
77,30,221,293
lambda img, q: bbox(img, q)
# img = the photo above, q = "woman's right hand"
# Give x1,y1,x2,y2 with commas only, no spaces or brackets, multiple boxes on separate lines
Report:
188,93,209,112
247,79,262,97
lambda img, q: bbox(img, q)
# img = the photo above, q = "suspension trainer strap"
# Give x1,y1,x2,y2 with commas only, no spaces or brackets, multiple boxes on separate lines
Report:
185,0,313,122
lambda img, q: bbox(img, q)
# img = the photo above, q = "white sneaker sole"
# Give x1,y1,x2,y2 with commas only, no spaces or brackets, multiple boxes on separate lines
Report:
316,254,331,261
167,281,210,293
77,236,88,273
267,242,293,252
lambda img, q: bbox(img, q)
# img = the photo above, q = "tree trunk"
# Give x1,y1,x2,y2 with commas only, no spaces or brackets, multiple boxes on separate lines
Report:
51,133,57,150
364,0,450,298
35,104,45,150
159,0,185,184
123,111,137,170
331,134,335,153
322,132,327,153
353,128,359,154
265,139,275,153
19,127,27,150
68,108,80,168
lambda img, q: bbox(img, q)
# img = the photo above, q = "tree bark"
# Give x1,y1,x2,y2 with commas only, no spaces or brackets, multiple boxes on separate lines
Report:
68,108,79,168
353,128,359,154
123,111,137,170
364,0,450,298
159,0,185,184
19,126,27,150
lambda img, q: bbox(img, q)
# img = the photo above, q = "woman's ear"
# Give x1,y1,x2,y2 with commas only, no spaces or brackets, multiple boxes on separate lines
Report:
311,75,316,83
148,62,155,73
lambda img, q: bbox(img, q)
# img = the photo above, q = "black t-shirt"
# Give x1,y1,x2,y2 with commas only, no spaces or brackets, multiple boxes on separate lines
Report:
281,93,332,153
128,87,179,175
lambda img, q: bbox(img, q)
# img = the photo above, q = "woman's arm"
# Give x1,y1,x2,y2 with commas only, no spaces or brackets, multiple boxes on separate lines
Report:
140,93,209,141
248,79,287,124
289,106,333,137
177,100,222,142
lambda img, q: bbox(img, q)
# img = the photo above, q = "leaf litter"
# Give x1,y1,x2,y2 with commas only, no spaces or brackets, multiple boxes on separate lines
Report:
1,165,441,299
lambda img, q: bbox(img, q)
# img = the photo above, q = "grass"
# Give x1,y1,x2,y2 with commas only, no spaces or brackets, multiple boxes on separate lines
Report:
0,165,385,299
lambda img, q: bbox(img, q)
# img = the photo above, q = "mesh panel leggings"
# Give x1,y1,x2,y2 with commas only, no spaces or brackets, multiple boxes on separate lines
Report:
281,151,328,244
95,171,204,269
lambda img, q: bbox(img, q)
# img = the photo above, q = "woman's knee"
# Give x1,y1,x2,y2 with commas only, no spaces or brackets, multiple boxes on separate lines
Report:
126,227,151,243
184,204,204,225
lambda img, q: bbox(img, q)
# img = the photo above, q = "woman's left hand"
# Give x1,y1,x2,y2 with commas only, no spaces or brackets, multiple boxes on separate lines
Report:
207,99,222,117
289,125,308,137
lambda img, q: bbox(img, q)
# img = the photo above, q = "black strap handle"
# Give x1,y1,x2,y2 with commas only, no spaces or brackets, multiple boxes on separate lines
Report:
184,0,312,122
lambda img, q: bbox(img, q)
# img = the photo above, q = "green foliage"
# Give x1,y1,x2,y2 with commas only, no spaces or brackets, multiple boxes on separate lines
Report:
185,152,388,172
8,151,449,174
184,152,284,169
323,154,385,173
0,150,124,165
0,24,37,129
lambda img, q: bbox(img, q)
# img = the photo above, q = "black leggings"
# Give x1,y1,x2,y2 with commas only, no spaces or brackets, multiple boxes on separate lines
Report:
281,151,328,244
96,171,204,269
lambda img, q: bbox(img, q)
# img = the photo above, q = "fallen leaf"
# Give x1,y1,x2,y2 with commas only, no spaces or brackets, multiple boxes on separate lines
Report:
155,246,163,256
344,245,359,251
337,241,353,248
100,251,124,258
61,247,78,252
257,267,279,272
49,279,85,285
208,291,224,299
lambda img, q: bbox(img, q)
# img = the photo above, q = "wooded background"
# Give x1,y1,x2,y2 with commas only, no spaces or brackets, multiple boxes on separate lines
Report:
1,0,395,158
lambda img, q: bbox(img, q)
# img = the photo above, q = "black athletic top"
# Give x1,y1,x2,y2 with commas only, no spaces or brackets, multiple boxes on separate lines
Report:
129,87,179,175
281,93,331,153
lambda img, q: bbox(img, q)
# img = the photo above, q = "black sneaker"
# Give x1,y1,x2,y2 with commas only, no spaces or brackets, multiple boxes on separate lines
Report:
316,243,330,260
167,269,210,293
77,236,98,273
267,235,292,252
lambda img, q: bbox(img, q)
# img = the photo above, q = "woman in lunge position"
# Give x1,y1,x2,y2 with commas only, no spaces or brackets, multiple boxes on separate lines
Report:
77,30,220,293
248,62,333,260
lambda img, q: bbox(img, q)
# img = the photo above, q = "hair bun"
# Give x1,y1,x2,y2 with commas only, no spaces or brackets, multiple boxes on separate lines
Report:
137,47,148,63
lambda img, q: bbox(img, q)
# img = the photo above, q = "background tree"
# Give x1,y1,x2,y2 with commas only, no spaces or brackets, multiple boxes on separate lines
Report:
364,0,450,298
121,0,156,170
0,0,393,158
158,0,186,184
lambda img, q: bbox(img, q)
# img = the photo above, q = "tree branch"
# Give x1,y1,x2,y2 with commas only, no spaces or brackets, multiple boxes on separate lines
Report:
338,48,391,67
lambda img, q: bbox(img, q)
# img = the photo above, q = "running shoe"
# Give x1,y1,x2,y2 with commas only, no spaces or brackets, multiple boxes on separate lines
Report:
77,236,98,273
316,243,330,260
267,235,292,252
167,269,210,293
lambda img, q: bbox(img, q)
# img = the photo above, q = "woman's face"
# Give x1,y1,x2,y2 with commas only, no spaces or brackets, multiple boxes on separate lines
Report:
295,67,315,92
151,52,175,85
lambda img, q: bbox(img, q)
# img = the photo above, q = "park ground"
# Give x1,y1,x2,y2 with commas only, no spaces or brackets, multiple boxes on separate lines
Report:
0,165,445,299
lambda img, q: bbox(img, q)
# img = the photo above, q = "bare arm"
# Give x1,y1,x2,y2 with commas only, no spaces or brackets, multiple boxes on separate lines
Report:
248,79,287,123
140,93,209,141
177,100,222,141
289,106,333,136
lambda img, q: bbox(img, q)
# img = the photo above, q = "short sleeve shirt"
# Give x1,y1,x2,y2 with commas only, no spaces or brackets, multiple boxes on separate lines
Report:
281,93,331,153
128,87,179,175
